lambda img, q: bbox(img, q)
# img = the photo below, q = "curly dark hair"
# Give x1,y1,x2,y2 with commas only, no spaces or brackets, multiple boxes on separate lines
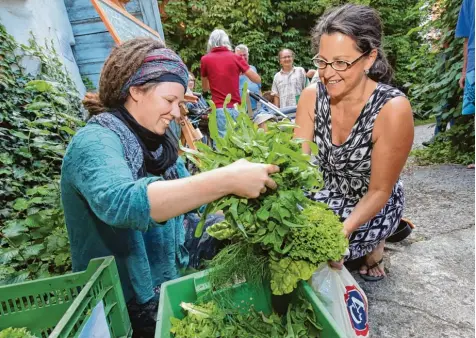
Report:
311,4,393,84
83,37,165,115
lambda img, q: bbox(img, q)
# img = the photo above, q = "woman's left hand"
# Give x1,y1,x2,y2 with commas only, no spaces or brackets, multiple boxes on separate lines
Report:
342,226,351,239
329,258,344,270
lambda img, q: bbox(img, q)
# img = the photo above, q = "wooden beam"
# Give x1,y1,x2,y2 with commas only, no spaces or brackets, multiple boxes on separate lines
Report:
179,103,198,151
110,0,126,9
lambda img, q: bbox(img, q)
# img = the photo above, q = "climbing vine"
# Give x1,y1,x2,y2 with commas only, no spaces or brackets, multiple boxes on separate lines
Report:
408,0,464,120
407,0,474,165
0,23,84,284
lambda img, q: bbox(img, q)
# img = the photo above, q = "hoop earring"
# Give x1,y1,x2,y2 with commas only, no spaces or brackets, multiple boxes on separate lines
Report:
364,69,369,75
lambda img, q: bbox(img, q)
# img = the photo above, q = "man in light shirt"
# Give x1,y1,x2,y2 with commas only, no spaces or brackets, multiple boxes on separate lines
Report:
271,48,307,108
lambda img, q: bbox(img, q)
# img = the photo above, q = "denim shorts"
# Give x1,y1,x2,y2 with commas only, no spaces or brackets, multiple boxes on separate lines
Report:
463,70,475,116
215,107,239,137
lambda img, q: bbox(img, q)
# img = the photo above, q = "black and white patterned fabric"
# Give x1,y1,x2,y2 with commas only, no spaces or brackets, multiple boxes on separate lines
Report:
311,82,405,260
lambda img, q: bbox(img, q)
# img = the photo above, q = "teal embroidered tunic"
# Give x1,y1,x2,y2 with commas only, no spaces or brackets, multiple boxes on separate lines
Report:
61,123,190,304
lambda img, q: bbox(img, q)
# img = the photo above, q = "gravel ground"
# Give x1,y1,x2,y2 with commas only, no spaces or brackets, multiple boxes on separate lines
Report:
354,124,475,338
412,122,435,150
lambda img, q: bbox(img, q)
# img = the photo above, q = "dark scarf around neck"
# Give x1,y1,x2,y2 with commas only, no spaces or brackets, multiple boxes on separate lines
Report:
111,105,178,177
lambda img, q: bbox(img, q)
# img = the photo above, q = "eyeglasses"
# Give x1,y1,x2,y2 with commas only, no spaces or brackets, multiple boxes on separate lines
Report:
311,51,370,71
280,55,293,60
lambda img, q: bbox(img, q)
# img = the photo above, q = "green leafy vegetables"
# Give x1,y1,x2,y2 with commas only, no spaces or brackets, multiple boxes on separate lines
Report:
170,297,320,338
174,94,347,337
0,328,37,338
183,94,348,296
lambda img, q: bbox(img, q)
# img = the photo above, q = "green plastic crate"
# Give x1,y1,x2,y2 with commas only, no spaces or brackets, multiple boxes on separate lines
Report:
0,256,131,338
156,270,346,337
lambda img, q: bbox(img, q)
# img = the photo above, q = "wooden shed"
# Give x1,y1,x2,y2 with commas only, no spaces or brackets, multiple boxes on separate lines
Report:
64,0,164,88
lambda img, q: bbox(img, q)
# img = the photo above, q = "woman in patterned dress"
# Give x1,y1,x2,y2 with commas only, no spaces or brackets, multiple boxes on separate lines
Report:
295,4,414,281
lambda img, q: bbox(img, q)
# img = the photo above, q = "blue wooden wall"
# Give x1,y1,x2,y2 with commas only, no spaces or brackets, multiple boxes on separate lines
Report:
64,0,164,88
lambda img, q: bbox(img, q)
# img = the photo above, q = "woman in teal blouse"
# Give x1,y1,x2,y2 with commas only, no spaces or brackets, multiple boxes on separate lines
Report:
60,37,278,336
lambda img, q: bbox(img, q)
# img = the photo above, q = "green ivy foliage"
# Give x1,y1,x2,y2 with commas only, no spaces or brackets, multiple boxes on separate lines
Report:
407,0,474,164
408,0,464,120
0,23,84,284
412,117,475,165
369,0,422,89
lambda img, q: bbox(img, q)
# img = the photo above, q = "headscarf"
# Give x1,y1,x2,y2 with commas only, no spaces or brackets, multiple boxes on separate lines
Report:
113,48,188,177
120,48,188,99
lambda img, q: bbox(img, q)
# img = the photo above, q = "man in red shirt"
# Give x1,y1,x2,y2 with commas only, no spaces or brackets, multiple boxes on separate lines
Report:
201,29,261,136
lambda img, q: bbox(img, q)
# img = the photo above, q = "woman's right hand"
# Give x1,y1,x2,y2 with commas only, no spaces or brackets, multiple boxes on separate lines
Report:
224,159,279,199
329,258,344,270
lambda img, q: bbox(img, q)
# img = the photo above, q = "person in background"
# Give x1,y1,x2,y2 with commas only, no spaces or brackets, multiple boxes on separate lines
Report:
187,72,196,92
185,72,209,115
306,68,321,85
271,48,307,108
252,91,278,130
169,73,209,143
306,69,316,79
253,113,278,131
184,72,210,145
200,29,261,136
295,4,414,281
455,0,475,168
235,44,262,114
62,37,278,336
263,91,276,104
252,91,276,118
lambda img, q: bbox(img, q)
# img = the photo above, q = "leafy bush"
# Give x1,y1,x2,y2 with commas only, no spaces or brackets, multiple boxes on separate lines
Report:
159,0,420,90
0,23,84,284
406,0,474,164
408,0,464,120
369,0,422,90
412,116,475,165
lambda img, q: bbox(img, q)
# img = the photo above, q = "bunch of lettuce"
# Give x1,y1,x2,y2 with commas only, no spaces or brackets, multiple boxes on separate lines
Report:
0,328,37,338
170,298,320,338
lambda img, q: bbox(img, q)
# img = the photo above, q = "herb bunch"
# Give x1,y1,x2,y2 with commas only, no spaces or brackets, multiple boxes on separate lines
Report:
183,92,347,295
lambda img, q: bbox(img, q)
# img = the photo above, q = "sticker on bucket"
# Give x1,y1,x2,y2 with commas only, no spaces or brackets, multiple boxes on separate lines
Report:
78,301,111,338
344,285,369,336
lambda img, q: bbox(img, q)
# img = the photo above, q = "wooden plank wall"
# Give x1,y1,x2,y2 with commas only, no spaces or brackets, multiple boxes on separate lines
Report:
64,0,164,88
